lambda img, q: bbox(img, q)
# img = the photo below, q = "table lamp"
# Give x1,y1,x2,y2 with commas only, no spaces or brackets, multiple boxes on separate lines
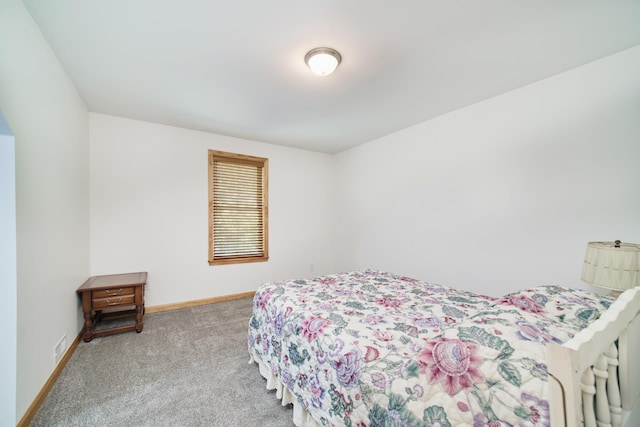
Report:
581,240,640,296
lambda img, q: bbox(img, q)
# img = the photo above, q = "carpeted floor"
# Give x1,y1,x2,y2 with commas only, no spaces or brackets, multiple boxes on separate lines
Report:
31,298,294,426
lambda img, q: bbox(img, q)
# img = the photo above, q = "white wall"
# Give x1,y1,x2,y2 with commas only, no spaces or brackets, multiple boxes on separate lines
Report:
333,46,640,297
0,0,90,421
0,126,17,426
90,113,334,306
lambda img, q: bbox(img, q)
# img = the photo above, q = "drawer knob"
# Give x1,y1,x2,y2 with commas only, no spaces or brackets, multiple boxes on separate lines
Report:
107,298,123,306
105,289,123,296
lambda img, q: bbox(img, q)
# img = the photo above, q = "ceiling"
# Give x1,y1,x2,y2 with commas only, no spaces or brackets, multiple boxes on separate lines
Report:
24,1,640,154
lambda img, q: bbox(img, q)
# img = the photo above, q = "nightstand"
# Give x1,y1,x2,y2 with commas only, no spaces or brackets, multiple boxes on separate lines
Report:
77,272,147,342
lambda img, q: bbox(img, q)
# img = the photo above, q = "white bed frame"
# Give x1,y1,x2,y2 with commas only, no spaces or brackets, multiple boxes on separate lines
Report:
547,286,640,427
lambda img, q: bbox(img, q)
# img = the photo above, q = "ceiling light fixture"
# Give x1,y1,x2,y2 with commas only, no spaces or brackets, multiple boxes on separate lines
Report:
305,47,342,76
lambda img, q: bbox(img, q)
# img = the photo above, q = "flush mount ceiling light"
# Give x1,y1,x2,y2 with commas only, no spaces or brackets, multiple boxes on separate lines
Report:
305,47,342,76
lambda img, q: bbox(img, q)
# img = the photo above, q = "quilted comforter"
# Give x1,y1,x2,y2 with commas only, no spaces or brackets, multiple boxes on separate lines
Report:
247,270,613,426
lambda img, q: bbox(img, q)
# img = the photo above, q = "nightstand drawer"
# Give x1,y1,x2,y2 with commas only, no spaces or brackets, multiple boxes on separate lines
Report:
92,295,136,309
93,287,134,298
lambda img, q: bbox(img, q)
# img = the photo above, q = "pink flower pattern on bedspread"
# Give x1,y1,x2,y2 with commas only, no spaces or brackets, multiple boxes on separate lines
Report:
248,270,613,427
418,338,485,396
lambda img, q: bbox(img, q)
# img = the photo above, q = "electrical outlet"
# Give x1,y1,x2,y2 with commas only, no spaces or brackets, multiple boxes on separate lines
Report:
54,334,67,364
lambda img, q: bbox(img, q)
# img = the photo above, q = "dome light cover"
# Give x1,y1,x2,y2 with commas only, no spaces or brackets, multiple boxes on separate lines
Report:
305,47,342,76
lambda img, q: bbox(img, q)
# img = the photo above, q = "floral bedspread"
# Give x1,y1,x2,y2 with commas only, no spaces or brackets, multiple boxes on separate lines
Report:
247,270,613,427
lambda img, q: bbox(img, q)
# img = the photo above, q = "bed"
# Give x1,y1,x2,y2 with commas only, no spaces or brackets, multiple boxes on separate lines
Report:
247,270,640,426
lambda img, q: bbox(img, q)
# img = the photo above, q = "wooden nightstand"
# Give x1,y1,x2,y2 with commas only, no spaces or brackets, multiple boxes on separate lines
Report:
77,272,147,342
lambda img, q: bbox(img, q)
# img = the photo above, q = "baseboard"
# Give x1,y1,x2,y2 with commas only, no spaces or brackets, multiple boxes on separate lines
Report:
17,332,82,427
17,290,256,425
145,290,256,314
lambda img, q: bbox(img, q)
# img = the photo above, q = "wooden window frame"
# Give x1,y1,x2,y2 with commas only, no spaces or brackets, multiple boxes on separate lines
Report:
208,150,269,266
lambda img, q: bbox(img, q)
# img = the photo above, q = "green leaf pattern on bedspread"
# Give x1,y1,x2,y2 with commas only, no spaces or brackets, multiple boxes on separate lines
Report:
247,270,613,427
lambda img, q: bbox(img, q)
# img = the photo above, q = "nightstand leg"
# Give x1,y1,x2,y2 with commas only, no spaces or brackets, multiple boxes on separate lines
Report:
135,305,144,333
82,312,93,342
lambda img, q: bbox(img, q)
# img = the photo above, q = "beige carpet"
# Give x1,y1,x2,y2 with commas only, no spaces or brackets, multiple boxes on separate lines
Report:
31,297,294,426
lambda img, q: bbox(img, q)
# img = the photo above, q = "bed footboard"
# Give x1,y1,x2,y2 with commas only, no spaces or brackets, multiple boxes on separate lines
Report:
547,287,640,427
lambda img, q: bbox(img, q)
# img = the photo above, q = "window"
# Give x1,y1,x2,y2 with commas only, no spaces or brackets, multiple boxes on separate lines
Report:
208,150,268,265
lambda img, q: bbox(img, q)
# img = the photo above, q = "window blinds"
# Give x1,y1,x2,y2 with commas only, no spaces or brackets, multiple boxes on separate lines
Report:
209,152,268,264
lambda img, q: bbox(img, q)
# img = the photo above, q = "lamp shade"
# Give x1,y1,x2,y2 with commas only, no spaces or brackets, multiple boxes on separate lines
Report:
581,241,640,291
